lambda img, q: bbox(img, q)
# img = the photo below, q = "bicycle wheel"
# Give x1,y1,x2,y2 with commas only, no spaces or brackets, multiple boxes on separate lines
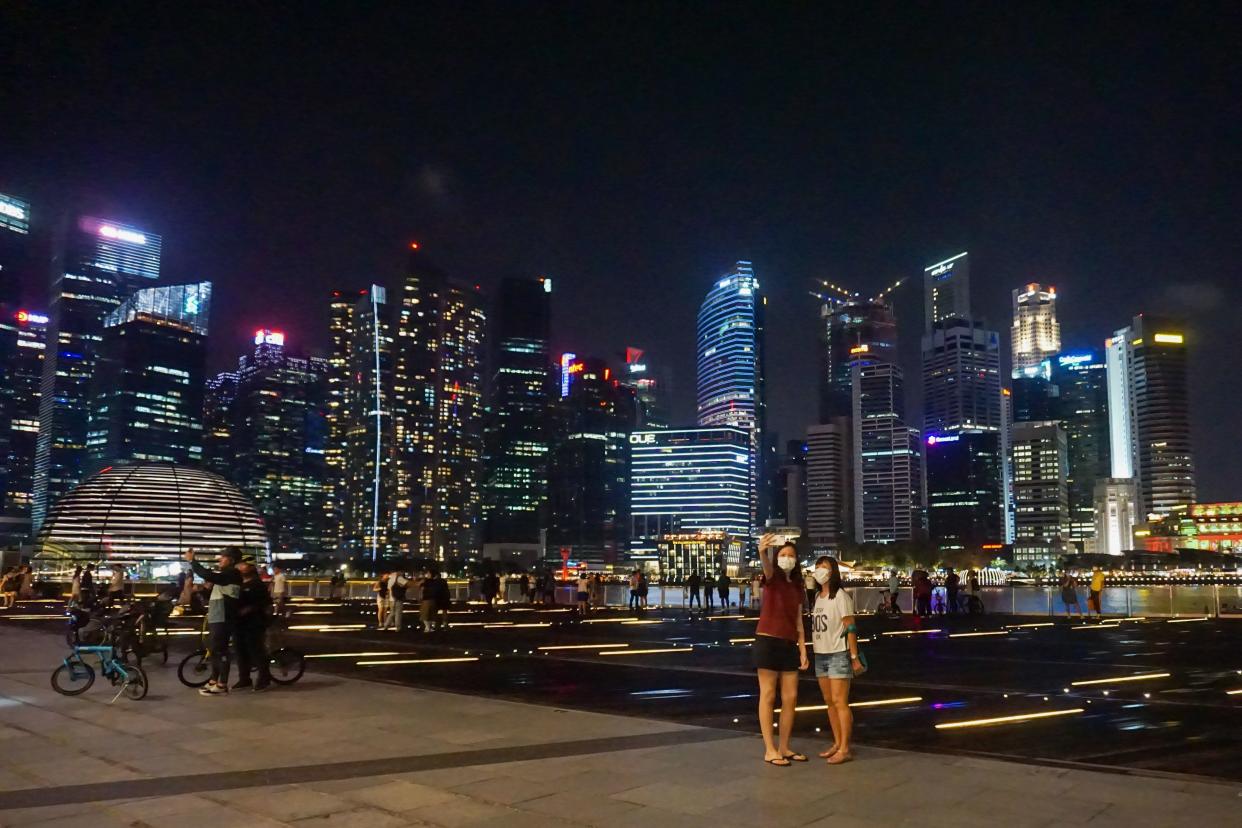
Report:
177,649,213,687
51,660,95,695
122,664,149,700
269,648,305,684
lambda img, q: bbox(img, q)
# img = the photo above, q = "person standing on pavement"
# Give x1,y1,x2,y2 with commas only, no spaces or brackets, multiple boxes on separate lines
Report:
637,571,649,609
704,572,715,610
383,569,410,631
0,567,16,609
1061,571,1084,618
70,566,82,605
482,569,501,611
519,572,531,604
81,564,96,608
686,571,702,609
717,572,730,611
750,571,763,610
419,569,438,632
184,548,242,696
373,571,390,628
887,569,901,613
234,556,273,692
628,569,640,611
1088,567,1106,620
810,556,863,764
434,569,452,629
270,563,288,618
945,567,960,615
754,533,809,767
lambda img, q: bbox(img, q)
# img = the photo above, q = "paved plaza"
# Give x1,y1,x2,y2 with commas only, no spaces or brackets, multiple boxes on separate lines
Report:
1,622,1240,828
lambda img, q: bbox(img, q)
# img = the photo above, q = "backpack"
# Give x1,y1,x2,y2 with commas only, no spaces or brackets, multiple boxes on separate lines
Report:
391,579,407,600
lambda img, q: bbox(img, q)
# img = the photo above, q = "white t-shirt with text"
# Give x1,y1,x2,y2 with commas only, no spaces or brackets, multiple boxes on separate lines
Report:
811,588,855,655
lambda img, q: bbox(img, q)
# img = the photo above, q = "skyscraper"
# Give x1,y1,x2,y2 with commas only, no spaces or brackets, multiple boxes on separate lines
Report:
392,246,487,559
1011,283,1061,376
621,347,669,429
205,330,330,561
922,318,1003,433
85,282,210,471
819,299,897,421
923,252,970,333
1093,478,1138,556
1051,351,1110,551
629,427,751,564
806,421,852,550
482,276,552,547
1010,420,1069,565
339,285,398,559
1106,315,1195,518
852,362,923,543
0,308,45,543
696,261,765,531
924,430,1004,552
33,216,162,529
548,356,633,566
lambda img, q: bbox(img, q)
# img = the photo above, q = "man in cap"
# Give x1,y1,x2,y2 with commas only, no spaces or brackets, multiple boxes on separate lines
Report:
184,547,243,695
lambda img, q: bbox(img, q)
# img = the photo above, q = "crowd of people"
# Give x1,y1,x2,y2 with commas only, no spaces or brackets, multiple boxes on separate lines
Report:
0,563,35,608
371,567,453,632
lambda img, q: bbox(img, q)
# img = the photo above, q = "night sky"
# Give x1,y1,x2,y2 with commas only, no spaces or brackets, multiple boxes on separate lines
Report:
3,3,1240,498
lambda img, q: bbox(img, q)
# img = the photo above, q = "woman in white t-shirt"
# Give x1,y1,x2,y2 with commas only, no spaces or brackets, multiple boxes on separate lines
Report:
810,556,863,764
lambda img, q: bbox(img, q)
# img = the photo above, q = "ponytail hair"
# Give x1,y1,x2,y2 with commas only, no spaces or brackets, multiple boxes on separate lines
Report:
814,555,843,598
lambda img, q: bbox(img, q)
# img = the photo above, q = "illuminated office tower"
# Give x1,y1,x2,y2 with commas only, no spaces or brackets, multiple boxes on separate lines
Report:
548,356,633,566
819,299,897,421
1010,420,1069,565
0,309,45,542
1105,315,1194,517
1051,351,1110,550
852,363,923,543
86,282,210,472
1093,478,1137,556
924,430,1004,552
204,330,330,560
922,318,1003,433
1011,283,1060,376
393,245,487,559
769,439,808,531
33,216,162,529
629,427,750,568
696,261,765,530
339,285,398,559
322,289,360,550
621,347,670,429
1011,362,1059,423
482,276,551,546
923,252,970,333
806,421,852,550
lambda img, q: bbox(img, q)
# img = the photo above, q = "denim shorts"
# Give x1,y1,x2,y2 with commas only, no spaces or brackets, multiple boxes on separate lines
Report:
814,650,853,679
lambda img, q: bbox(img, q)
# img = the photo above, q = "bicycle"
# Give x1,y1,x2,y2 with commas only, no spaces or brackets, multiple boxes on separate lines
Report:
51,638,149,702
178,614,304,687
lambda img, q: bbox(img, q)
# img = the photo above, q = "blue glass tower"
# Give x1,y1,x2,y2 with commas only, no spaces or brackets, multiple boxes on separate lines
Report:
696,261,765,534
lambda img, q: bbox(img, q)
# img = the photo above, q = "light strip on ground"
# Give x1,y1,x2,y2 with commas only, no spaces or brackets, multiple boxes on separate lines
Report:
581,618,641,624
1167,617,1210,623
707,615,747,620
356,657,479,666
305,652,405,659
0,615,64,620
935,708,1084,730
884,629,942,636
598,647,691,656
1071,672,1170,687
1071,624,1120,630
1006,623,1054,629
948,631,1008,638
484,623,550,629
537,643,630,651
729,637,755,644
776,697,923,713
621,620,664,625
1226,689,1242,696
292,611,333,615
288,624,367,630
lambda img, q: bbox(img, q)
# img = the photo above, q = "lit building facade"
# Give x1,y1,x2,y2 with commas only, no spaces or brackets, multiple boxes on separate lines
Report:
769,439,808,532
820,299,897,421
1143,502,1242,554
805,421,851,550
1011,361,1059,423
33,216,162,529
0,308,45,540
204,330,330,561
86,283,210,472
392,247,487,559
696,261,765,529
1010,420,1069,564
482,276,552,546
922,318,1003,434
925,430,1004,552
923,252,971,333
548,357,633,566
1051,351,1110,550
629,427,750,564
621,347,669,429
852,363,923,543
658,532,745,581
1106,316,1195,518
1093,478,1138,556
322,289,361,551
1011,283,1060,376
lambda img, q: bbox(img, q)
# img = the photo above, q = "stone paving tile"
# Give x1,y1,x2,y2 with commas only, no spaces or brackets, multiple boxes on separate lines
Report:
342,779,461,812
610,780,745,815
290,807,413,828
591,805,746,828
518,791,647,825
449,774,574,806
397,764,507,788
227,786,358,820
403,796,521,828
105,793,220,819
0,802,100,828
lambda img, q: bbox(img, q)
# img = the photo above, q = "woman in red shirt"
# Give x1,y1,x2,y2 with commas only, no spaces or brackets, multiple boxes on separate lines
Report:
755,533,809,766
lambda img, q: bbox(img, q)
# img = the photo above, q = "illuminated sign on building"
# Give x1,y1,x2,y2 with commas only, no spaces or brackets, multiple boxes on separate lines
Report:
98,224,147,245
0,194,30,233
15,310,49,325
1153,332,1184,344
849,344,869,354
926,434,960,445
1057,352,1094,367
560,352,577,397
253,329,286,347
629,433,656,445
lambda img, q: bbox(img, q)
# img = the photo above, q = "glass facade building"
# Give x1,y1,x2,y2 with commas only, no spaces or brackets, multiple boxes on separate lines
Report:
923,252,971,333
482,276,551,546
85,283,210,473
1051,351,1110,550
925,430,1004,551
820,299,897,421
629,427,751,563
696,262,765,531
1011,420,1069,564
852,363,924,543
0,310,46,540
33,216,163,529
36,463,268,571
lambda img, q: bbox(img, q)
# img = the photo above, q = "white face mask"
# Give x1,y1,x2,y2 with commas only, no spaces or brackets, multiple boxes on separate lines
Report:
812,567,831,585
776,556,796,572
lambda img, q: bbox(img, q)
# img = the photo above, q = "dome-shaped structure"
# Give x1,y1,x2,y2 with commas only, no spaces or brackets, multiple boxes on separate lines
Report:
37,463,269,568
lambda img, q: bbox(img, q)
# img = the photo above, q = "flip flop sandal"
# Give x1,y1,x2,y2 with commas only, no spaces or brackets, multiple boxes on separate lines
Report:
826,752,854,765
764,757,792,767
783,752,809,762
819,746,839,759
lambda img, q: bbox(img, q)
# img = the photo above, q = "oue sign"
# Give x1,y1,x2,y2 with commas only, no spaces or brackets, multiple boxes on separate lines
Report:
630,433,656,445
